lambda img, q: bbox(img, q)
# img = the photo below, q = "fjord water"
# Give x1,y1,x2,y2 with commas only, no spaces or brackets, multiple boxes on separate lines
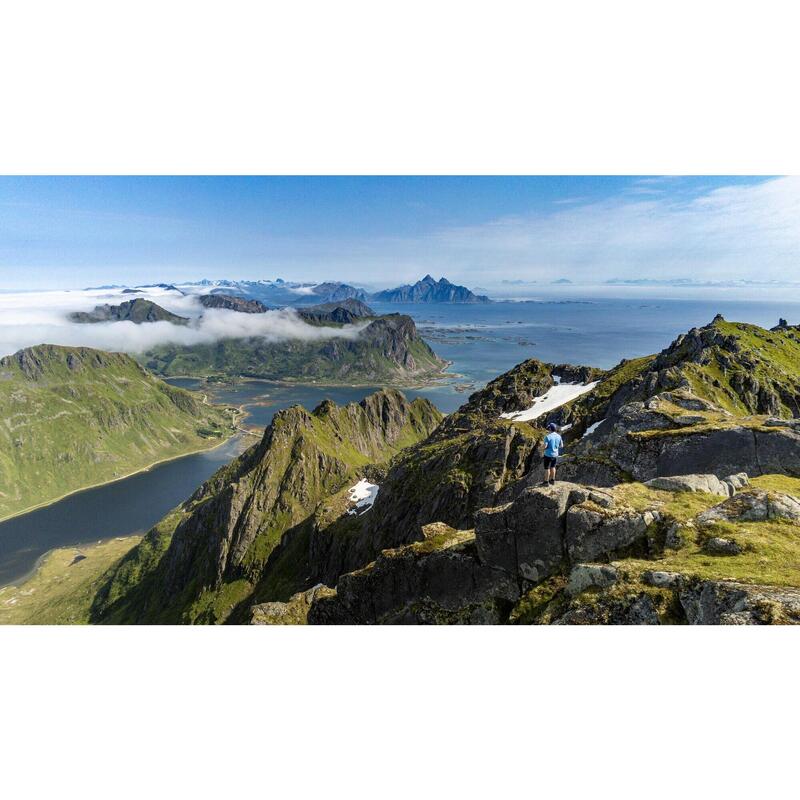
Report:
0,436,246,587
3,290,800,587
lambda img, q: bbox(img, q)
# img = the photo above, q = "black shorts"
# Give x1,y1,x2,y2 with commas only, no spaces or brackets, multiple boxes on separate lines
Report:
543,456,558,469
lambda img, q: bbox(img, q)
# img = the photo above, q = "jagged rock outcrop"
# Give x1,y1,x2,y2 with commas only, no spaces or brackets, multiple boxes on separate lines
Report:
562,424,800,486
308,525,517,624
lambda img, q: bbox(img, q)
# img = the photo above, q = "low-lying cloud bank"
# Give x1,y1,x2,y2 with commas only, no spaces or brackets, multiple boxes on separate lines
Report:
0,287,367,358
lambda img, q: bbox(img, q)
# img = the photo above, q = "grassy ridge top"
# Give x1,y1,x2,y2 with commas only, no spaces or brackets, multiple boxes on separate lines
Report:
0,344,236,520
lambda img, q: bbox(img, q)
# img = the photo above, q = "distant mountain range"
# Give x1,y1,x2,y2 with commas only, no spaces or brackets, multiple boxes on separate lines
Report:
370,275,490,304
86,275,492,305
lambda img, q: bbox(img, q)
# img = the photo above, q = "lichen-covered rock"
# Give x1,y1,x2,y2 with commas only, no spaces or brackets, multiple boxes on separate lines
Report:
552,593,661,625
645,473,732,496
641,570,685,590
564,504,657,564
703,537,742,556
696,490,800,525
663,522,686,550
566,563,619,596
679,579,800,624
250,585,335,624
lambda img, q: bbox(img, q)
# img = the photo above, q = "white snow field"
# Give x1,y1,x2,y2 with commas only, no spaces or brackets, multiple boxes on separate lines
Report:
347,478,379,515
499,381,600,423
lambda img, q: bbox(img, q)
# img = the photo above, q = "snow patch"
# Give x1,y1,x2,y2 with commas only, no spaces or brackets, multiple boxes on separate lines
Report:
582,418,606,439
347,478,379,515
499,381,600,423
552,374,562,384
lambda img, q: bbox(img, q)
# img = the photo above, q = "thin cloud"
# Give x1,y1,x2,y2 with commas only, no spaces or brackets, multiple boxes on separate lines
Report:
426,176,800,284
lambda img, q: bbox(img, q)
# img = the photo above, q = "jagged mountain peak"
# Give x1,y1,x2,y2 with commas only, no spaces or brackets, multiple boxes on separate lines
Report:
90,389,443,624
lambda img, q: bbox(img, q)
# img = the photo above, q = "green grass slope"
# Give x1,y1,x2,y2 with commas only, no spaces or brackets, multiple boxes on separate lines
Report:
0,344,237,520
0,536,141,624
142,314,448,385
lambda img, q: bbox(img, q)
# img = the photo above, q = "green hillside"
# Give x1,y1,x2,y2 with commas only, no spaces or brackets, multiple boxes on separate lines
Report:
0,344,236,520
142,314,448,385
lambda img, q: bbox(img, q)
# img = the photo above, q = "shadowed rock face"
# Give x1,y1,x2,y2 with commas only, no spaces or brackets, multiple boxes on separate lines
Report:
561,425,800,487
308,527,518,625
304,482,664,625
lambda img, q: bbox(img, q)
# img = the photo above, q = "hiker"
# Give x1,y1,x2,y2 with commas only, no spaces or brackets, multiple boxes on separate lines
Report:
541,422,564,486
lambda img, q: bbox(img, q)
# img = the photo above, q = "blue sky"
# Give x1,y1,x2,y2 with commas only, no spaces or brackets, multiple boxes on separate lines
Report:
0,175,793,289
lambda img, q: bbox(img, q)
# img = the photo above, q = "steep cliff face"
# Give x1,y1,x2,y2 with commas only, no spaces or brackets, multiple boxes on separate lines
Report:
90,389,443,623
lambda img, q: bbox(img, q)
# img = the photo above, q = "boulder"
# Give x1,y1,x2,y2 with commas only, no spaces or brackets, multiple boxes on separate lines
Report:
703,537,742,556
696,490,800,525
565,504,657,564
567,486,616,509
723,472,750,494
552,593,660,625
642,570,685,590
645,473,731,496
565,563,619,596
663,521,685,550
679,579,800,624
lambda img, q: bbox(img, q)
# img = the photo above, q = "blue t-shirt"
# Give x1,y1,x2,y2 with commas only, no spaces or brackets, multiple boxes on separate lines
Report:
544,432,563,458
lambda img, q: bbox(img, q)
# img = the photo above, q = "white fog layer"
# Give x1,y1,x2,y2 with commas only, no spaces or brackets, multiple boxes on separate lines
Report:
0,287,368,359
